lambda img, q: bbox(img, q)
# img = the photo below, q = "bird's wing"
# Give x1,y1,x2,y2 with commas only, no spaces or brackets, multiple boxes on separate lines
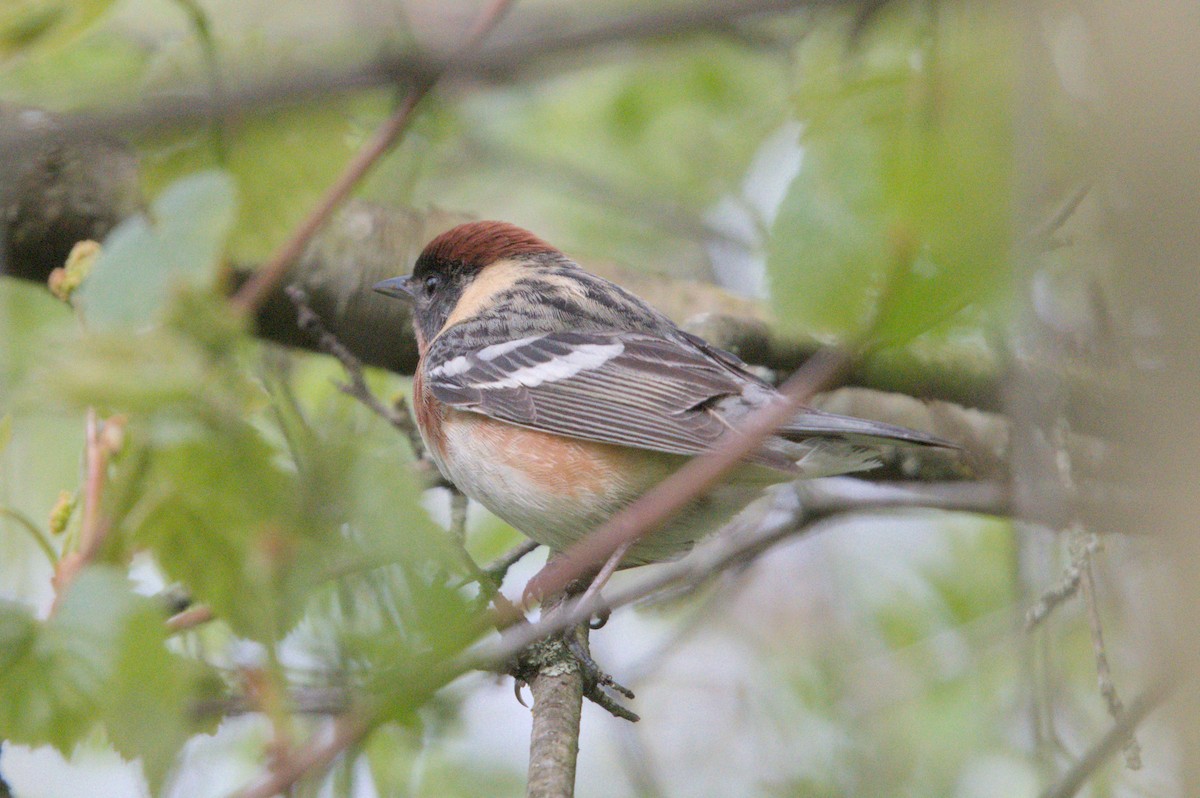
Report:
424,330,951,471
424,329,769,456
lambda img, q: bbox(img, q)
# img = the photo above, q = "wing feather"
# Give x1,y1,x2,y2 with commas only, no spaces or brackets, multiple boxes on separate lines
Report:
424,330,952,470
425,330,743,458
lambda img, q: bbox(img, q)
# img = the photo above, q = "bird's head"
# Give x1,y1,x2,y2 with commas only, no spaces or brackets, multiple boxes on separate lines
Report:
374,221,559,349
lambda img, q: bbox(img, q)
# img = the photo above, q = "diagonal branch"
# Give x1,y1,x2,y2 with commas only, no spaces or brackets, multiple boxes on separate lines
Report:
230,0,519,313
1038,678,1173,798
472,478,1007,673
520,347,852,604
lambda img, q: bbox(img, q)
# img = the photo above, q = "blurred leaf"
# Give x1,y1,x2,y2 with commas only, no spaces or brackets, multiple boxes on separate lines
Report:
769,128,891,338
141,101,378,261
0,568,133,750
0,567,202,787
768,3,1014,347
101,596,193,792
0,26,147,108
0,414,11,454
0,279,73,386
39,328,221,417
79,171,236,329
126,422,295,641
0,0,116,58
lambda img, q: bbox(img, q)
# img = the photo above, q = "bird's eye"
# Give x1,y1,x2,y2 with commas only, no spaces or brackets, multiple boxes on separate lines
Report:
423,275,441,294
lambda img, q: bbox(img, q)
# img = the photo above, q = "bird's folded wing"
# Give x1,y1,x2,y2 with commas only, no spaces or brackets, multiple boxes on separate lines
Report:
424,330,952,468
424,330,754,459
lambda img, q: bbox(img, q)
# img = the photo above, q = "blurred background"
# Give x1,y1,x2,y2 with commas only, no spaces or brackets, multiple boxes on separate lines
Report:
1,0,1196,796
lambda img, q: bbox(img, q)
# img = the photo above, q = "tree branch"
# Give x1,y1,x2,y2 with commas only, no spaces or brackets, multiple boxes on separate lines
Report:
522,585,585,798
521,347,853,604
0,0,1012,413
1038,678,1173,798
0,0,852,155
464,478,1009,675
229,0,518,313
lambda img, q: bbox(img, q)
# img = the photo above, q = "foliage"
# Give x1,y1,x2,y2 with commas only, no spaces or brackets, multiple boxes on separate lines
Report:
79,171,236,328
0,567,200,791
0,1,1126,796
768,3,1014,348
3,164,484,789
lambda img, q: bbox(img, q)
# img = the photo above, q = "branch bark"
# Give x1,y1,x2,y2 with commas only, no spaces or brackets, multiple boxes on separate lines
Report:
0,109,1006,412
522,586,585,798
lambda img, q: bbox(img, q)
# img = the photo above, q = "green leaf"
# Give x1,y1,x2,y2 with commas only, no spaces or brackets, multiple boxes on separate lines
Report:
1,278,75,386
128,423,295,641
768,4,1014,347
0,414,11,455
0,566,200,788
38,329,213,416
769,129,891,339
141,102,377,261
101,598,193,793
0,567,136,751
79,171,236,328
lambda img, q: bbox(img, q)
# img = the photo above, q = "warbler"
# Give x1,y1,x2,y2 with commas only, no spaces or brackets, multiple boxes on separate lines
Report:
374,221,949,565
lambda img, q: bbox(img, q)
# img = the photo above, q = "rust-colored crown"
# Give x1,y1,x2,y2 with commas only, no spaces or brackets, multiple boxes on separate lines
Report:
419,221,558,269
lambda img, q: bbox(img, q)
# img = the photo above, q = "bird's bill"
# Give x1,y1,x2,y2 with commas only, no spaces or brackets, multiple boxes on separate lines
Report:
373,275,415,299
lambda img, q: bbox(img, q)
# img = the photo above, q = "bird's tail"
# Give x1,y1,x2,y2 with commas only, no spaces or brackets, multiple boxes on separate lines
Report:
779,408,955,450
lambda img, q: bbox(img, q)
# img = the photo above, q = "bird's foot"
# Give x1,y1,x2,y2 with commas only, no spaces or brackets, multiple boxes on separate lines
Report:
565,625,639,722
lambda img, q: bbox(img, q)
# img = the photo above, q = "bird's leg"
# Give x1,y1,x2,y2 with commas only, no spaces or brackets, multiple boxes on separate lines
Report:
511,547,639,720
562,545,639,721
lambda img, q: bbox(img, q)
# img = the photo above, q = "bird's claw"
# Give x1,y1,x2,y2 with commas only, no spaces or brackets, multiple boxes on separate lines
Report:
565,626,639,721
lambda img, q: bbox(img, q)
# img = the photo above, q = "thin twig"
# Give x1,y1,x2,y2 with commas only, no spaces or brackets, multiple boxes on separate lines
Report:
1038,678,1172,798
472,479,1007,675
233,713,371,798
193,687,351,720
449,489,470,550
1025,529,1094,630
483,540,541,579
573,541,631,614
231,0,519,313
521,347,852,605
50,411,123,611
166,605,215,633
1075,530,1141,769
231,90,424,312
284,286,423,447
285,286,450,487
1026,184,1090,248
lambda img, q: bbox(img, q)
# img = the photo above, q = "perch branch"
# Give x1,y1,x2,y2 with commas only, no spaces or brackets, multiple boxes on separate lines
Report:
467,478,1008,674
523,585,585,798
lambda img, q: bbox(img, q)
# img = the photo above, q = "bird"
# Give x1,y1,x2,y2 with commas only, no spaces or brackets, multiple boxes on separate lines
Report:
374,221,952,566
